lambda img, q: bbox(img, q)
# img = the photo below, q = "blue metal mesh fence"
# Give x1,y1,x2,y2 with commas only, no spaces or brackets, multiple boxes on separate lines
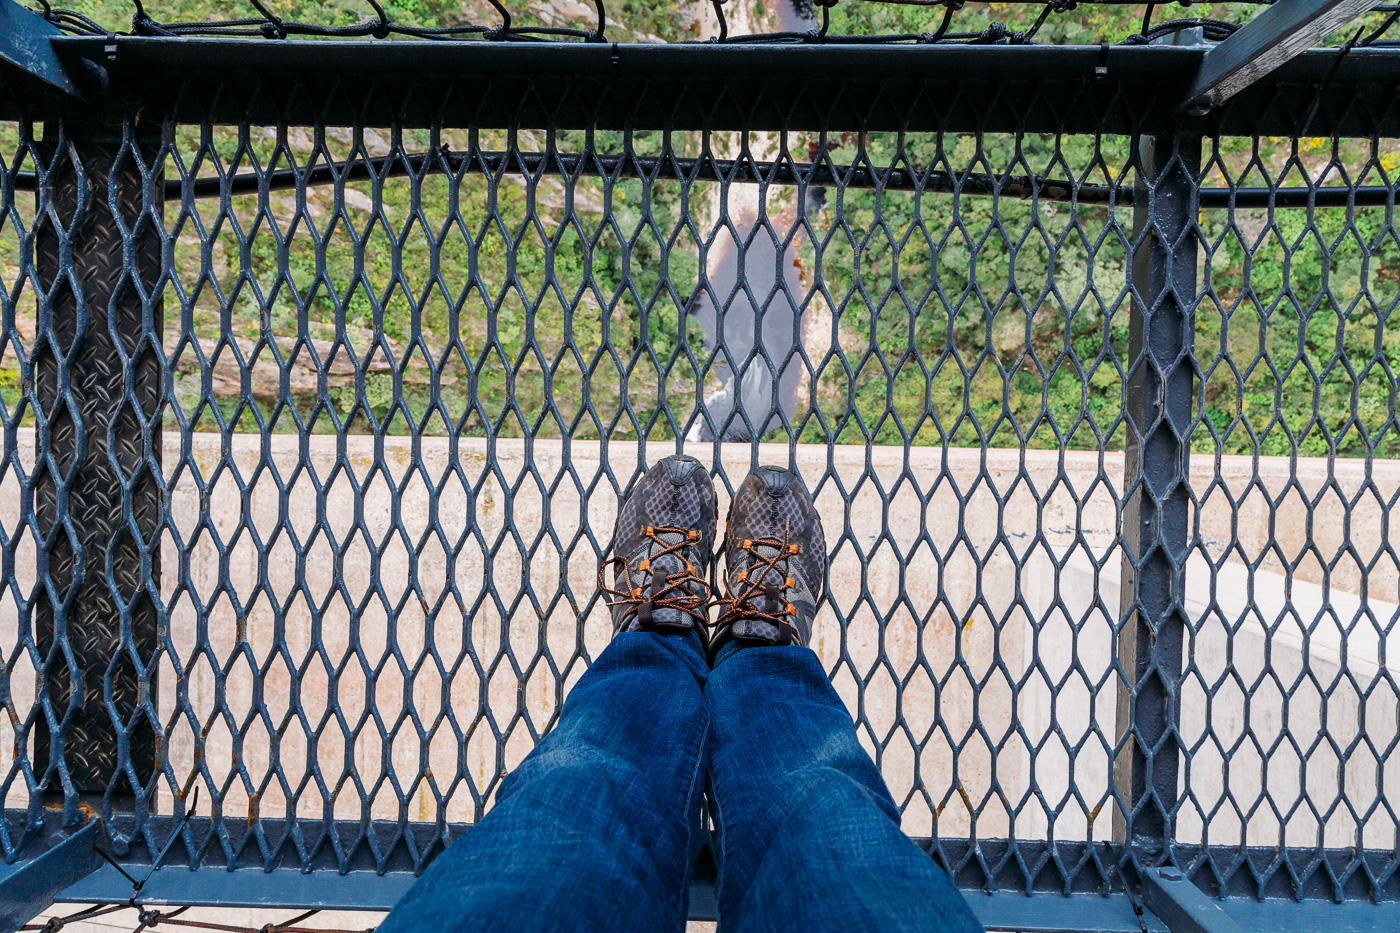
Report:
0,46,1397,917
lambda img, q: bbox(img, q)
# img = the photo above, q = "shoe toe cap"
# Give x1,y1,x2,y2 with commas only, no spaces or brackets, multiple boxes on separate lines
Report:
660,454,703,485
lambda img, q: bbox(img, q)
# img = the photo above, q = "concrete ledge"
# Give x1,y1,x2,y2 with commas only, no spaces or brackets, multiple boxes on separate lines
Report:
4,436,1397,855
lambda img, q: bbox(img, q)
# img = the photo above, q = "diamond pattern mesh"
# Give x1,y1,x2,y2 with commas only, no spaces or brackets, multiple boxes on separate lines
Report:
0,64,1396,905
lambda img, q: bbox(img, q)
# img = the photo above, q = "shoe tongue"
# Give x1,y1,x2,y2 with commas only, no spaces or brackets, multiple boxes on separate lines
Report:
648,548,686,581
652,528,688,549
648,530,690,584
638,532,703,627
746,541,784,575
742,543,789,612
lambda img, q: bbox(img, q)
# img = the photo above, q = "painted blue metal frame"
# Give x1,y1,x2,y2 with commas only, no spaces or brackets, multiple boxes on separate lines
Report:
46,863,1400,932
0,821,101,933
49,862,1400,932
36,36,1400,136
3,8,1400,933
57,865,1167,932
0,0,81,98
1180,0,1379,112
1141,867,1244,933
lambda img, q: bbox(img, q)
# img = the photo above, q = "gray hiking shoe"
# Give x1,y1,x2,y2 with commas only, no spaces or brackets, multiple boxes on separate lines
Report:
713,465,826,652
600,455,717,637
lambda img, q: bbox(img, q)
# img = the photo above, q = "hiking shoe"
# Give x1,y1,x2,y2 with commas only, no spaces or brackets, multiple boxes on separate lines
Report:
713,465,826,651
600,455,717,637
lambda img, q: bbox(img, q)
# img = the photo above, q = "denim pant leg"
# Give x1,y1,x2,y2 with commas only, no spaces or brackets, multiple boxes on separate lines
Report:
705,643,983,933
379,630,710,933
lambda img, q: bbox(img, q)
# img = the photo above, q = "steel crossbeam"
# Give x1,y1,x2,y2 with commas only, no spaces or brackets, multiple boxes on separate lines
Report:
0,821,100,933
0,0,80,99
1181,0,1380,113
1140,867,1245,933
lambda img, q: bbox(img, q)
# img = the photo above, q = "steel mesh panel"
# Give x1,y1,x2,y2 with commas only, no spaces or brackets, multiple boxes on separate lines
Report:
1177,128,1400,897
0,70,1395,904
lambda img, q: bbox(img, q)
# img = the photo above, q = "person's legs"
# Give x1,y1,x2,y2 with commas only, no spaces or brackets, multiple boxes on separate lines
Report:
706,641,981,933
378,629,709,933
381,455,721,933
705,465,982,933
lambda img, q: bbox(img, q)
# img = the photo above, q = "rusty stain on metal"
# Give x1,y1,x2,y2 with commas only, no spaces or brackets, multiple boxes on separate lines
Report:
958,785,975,814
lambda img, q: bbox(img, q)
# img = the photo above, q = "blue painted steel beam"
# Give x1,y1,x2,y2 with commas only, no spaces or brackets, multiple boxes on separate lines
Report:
1141,867,1245,933
62,864,713,917
0,0,82,98
0,821,102,933
1139,866,1400,933
1115,131,1198,852
60,863,419,912
60,865,1185,932
1181,0,1379,113
56,863,1400,930
40,36,1400,137
962,892,1169,933
1216,897,1400,933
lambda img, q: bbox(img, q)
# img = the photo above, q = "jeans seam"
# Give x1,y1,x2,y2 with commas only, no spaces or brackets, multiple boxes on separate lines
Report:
679,708,709,932
711,763,728,922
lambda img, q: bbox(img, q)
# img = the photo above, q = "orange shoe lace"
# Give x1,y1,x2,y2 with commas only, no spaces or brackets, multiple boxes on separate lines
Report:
713,531,802,638
600,525,712,629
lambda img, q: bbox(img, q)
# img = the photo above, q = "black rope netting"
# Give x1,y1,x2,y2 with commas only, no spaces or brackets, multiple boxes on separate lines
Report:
26,0,1400,46
25,905,378,933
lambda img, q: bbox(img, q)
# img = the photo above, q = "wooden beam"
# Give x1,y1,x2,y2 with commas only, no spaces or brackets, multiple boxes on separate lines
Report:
1181,0,1376,113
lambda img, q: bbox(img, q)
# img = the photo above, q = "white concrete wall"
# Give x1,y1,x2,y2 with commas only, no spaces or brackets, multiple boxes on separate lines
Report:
3,435,1398,853
1018,550,1400,850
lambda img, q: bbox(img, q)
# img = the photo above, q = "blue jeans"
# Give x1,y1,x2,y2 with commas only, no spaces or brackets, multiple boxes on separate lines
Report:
379,631,982,933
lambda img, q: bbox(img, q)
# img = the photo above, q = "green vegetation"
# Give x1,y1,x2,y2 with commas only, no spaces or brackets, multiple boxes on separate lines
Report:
0,2,1396,459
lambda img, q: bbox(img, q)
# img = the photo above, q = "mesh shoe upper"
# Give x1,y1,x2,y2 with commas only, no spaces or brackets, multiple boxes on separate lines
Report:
601,455,717,635
715,465,826,649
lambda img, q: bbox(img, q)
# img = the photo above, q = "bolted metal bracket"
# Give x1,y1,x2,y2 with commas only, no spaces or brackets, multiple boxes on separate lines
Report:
1140,867,1245,933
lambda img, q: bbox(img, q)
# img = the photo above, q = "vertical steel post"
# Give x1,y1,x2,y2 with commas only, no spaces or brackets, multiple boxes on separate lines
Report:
33,122,163,812
1113,133,1199,853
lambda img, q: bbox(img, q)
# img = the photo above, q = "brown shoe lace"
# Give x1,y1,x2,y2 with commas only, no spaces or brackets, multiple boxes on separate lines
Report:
599,525,712,629
712,531,802,642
